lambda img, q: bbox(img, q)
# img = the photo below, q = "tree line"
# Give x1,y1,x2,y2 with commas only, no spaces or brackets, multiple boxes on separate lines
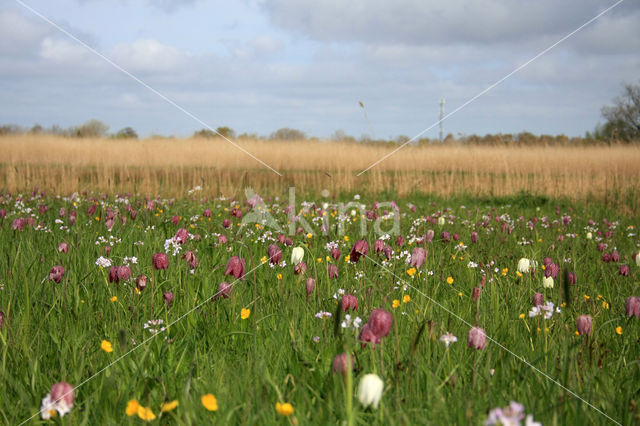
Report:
2,82,638,144
0,119,138,139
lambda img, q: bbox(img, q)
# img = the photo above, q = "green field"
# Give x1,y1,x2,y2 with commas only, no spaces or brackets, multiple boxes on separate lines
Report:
1,190,639,425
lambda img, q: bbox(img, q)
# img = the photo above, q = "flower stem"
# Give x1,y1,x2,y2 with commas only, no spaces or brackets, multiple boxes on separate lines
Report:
346,352,354,426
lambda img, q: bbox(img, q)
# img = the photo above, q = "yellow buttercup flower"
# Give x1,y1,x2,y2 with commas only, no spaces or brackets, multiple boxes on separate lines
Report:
516,271,523,278
201,394,218,411
276,402,294,416
392,299,400,309
446,276,454,285
110,296,117,302
126,399,139,416
616,326,623,335
519,313,525,319
161,400,179,412
261,256,268,264
241,308,251,320
276,273,283,280
344,236,349,242
101,339,113,353
402,294,410,303
501,268,508,276
406,267,417,277
137,406,156,421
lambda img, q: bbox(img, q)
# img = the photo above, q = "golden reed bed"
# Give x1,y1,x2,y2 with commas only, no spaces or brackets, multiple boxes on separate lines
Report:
2,135,639,210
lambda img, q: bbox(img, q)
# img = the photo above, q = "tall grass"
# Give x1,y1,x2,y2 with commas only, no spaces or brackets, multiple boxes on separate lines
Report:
2,135,640,211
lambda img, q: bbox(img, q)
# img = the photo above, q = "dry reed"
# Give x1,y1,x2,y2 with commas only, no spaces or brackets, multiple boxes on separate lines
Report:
1,135,639,211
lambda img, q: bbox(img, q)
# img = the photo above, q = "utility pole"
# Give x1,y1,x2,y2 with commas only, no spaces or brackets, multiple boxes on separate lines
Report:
439,98,445,143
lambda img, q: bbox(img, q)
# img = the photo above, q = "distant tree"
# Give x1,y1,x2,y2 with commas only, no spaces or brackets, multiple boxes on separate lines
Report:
331,129,356,142
193,128,216,138
49,125,66,136
0,124,23,135
74,119,109,138
115,127,138,139
443,133,456,144
501,134,514,143
395,135,411,145
29,124,43,134
193,127,236,139
237,132,260,140
215,126,235,139
270,128,306,141
601,82,640,142
516,131,536,145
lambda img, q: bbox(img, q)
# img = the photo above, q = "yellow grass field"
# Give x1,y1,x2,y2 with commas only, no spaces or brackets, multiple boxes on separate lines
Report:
2,135,639,211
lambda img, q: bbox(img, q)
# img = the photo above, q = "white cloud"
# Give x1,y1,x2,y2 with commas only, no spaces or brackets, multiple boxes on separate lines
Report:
251,35,283,55
40,37,93,63
109,38,191,73
0,9,51,55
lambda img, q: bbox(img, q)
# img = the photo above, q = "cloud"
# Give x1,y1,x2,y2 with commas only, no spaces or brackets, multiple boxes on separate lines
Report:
76,0,200,13
0,9,51,55
251,35,283,55
109,38,191,73
147,0,199,12
40,37,94,64
263,0,639,49
1,0,638,139
573,12,640,55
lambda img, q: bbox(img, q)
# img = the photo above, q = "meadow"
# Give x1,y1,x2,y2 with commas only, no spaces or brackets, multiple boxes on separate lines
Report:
1,185,639,425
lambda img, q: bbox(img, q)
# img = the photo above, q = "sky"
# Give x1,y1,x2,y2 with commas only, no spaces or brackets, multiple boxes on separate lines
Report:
0,0,639,139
